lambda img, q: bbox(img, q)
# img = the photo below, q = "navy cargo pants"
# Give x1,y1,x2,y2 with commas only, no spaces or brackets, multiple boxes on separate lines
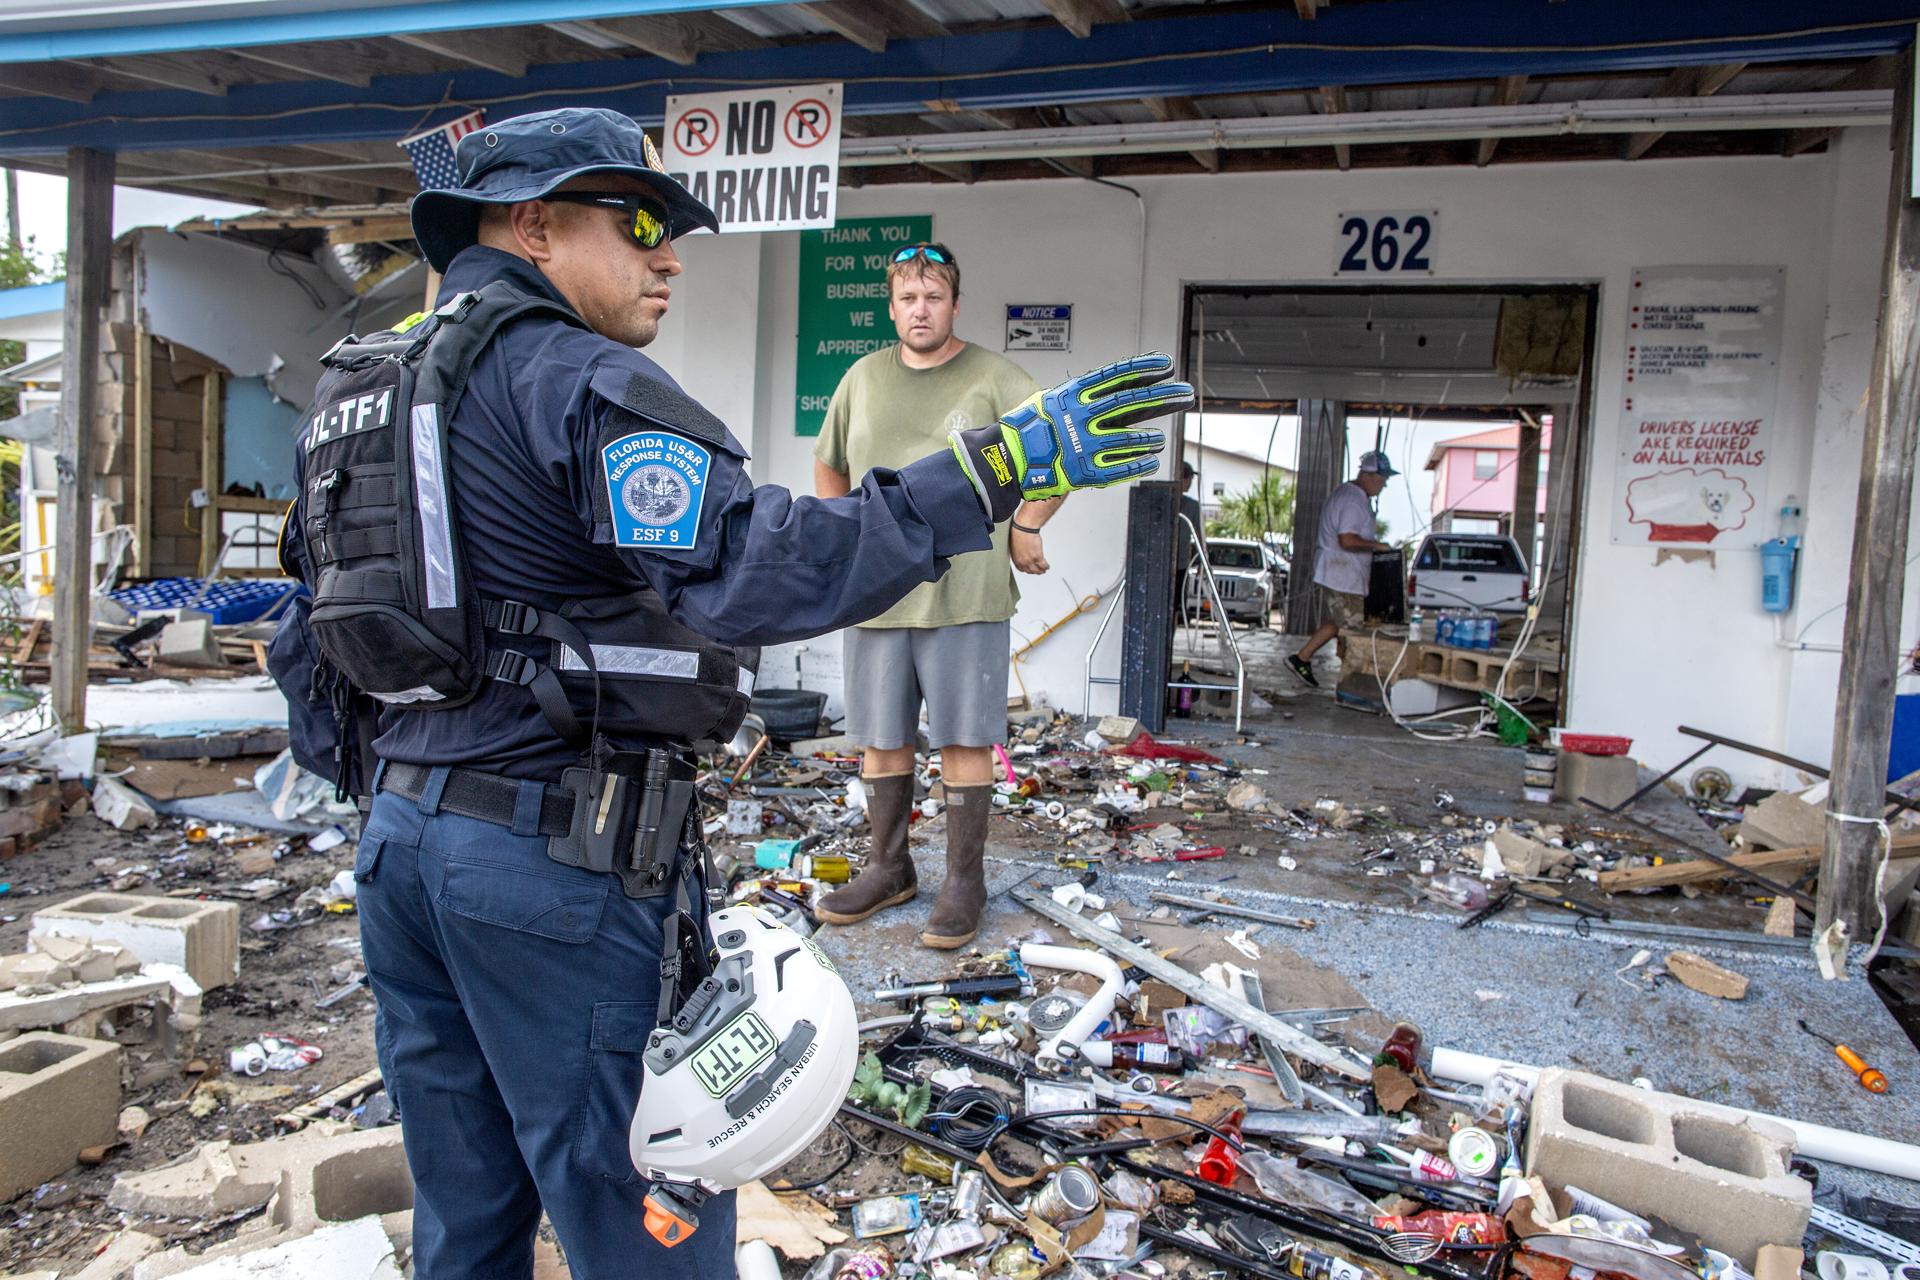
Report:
354,769,737,1279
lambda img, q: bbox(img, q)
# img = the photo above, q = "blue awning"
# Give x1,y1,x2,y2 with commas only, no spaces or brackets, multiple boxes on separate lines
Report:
0,280,64,321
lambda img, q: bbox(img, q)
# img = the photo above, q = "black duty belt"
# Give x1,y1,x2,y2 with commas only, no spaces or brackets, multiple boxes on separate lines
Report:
377,762,577,837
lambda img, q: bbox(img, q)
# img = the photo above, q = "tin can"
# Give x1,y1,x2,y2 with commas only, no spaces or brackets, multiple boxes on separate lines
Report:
800,854,852,884
899,1143,957,1185
952,1169,987,1221
1031,1165,1100,1225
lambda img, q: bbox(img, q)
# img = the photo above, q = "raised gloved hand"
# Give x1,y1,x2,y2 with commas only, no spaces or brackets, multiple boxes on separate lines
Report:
950,352,1193,522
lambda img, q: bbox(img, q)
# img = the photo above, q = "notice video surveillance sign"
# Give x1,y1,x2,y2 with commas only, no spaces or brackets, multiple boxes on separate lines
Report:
664,83,842,233
1005,305,1072,352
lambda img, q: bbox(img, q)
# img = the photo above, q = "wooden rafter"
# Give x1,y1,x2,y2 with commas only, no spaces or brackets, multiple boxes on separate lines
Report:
1144,96,1220,172
74,51,263,97
1475,74,1529,166
803,0,949,55
0,62,112,102
1317,85,1350,170
227,37,450,85
392,27,530,77
1295,0,1318,18
559,13,768,64
1783,54,1898,156
1622,62,1745,160
1037,0,1130,40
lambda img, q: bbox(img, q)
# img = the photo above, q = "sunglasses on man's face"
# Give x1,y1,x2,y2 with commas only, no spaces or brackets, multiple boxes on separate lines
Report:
891,243,956,266
542,192,670,249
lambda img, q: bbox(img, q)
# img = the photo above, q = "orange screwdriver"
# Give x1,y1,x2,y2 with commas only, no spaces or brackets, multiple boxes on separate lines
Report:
1799,1019,1888,1093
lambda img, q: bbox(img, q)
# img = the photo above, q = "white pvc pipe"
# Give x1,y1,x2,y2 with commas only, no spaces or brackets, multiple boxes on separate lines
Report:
1431,1047,1920,1183
1019,942,1127,1062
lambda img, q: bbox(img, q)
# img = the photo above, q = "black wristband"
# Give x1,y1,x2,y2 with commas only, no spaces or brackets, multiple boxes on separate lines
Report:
950,423,1023,523
1011,521,1042,535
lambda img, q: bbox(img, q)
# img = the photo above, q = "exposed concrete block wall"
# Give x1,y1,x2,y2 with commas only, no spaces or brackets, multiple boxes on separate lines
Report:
1524,1068,1810,1265
0,1032,121,1200
33,894,239,990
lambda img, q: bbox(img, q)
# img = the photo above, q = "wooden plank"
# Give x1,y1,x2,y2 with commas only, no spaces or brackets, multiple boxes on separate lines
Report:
1821,47,1920,945
1317,85,1350,170
0,63,109,103
53,148,114,732
1144,96,1219,173
12,618,44,664
392,27,529,77
1622,62,1745,160
327,216,417,246
1599,834,1920,893
199,371,222,577
1476,74,1528,166
1036,0,1129,39
804,0,948,53
133,322,151,577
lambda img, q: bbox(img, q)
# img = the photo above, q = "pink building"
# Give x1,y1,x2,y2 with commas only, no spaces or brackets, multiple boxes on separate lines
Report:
1424,421,1551,535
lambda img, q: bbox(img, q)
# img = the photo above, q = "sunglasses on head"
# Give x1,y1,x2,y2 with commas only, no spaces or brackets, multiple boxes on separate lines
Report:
542,191,670,249
891,243,956,266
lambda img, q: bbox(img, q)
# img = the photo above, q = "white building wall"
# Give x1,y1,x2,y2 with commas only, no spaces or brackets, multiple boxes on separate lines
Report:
653,130,1903,788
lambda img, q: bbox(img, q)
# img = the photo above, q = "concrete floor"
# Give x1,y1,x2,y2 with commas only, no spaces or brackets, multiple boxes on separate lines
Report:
808,659,1920,1211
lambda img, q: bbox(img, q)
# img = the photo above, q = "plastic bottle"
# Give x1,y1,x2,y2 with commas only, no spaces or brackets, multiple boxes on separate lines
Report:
1077,1040,1187,1073
1197,1111,1246,1185
1380,1022,1423,1074
738,1240,783,1280
1436,611,1455,647
1408,608,1423,644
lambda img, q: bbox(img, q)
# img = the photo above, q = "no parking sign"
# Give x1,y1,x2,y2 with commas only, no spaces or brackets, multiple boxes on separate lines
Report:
663,83,842,233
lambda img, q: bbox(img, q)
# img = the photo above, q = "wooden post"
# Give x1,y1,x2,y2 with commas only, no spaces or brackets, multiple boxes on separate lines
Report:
1820,47,1920,953
132,308,151,577
1511,416,1542,579
198,369,223,576
51,147,113,731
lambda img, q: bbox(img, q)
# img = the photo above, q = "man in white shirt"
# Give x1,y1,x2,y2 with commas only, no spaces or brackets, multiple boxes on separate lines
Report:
1287,451,1397,687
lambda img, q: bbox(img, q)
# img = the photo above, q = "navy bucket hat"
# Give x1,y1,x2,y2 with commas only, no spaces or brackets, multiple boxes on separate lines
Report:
409,107,720,272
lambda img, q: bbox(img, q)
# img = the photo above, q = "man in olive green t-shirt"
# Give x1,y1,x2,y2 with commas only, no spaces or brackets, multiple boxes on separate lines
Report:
812,242,1057,949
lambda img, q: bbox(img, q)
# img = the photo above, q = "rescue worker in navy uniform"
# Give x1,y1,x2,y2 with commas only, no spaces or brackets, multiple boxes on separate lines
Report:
275,107,1189,1280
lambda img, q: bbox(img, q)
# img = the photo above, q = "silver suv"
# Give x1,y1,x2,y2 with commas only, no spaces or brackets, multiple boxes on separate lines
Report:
1185,538,1275,625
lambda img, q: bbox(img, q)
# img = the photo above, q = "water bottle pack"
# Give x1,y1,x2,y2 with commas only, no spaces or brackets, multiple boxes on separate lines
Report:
1434,610,1498,650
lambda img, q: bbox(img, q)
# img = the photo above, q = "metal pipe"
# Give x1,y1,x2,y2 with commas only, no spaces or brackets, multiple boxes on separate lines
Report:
841,91,1891,167
1678,724,1920,818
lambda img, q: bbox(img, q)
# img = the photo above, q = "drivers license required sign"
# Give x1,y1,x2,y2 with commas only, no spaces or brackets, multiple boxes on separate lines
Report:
664,83,842,233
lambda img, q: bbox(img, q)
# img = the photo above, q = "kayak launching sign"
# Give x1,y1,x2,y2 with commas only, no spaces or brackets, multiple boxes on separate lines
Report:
663,84,841,233
1611,266,1784,548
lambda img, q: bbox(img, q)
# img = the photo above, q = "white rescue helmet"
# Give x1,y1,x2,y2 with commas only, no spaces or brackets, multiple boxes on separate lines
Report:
631,905,859,1191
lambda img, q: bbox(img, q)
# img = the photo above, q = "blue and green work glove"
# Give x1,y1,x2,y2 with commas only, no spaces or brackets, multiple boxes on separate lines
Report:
950,352,1194,523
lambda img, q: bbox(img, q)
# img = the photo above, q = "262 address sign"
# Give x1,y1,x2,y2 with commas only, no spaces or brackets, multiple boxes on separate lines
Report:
1334,211,1438,275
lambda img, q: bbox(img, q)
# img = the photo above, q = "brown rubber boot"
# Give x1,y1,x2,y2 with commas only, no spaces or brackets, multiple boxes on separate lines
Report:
817,773,917,925
921,783,991,949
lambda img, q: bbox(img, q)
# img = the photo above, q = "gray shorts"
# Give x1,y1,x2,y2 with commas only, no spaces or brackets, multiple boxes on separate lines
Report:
843,620,1010,750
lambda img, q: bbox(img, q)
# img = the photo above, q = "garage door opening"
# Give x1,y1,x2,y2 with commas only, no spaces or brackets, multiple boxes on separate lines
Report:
1159,282,1599,740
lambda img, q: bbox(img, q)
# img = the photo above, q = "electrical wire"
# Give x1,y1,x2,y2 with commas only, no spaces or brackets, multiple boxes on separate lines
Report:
765,1118,857,1192
925,1086,1011,1151
6,18,1906,143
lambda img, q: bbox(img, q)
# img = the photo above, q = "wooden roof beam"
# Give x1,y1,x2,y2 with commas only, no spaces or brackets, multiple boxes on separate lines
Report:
1475,74,1529,166
1037,0,1130,40
1317,85,1350,170
0,62,111,102
1144,96,1219,173
1623,62,1745,159
803,0,949,54
1295,0,1318,18
1783,54,1898,155
74,51,251,96
229,41,373,86
391,27,529,78
560,13,769,64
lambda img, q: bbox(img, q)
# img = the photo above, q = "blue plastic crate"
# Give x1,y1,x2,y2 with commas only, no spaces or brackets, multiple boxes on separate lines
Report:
109,577,306,626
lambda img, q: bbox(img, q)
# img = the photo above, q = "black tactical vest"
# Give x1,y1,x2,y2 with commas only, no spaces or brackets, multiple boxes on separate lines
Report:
282,282,757,769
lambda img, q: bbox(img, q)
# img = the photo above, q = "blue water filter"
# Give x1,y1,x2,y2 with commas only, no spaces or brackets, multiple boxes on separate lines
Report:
1760,536,1800,613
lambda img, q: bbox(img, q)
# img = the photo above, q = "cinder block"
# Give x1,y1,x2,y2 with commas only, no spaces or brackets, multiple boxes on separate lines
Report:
1554,752,1639,808
157,618,226,669
0,1032,122,1200
1525,1068,1809,1266
33,894,240,991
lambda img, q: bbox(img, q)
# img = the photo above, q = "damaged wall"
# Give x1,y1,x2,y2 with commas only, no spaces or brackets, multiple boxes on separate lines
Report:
653,128,1907,789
